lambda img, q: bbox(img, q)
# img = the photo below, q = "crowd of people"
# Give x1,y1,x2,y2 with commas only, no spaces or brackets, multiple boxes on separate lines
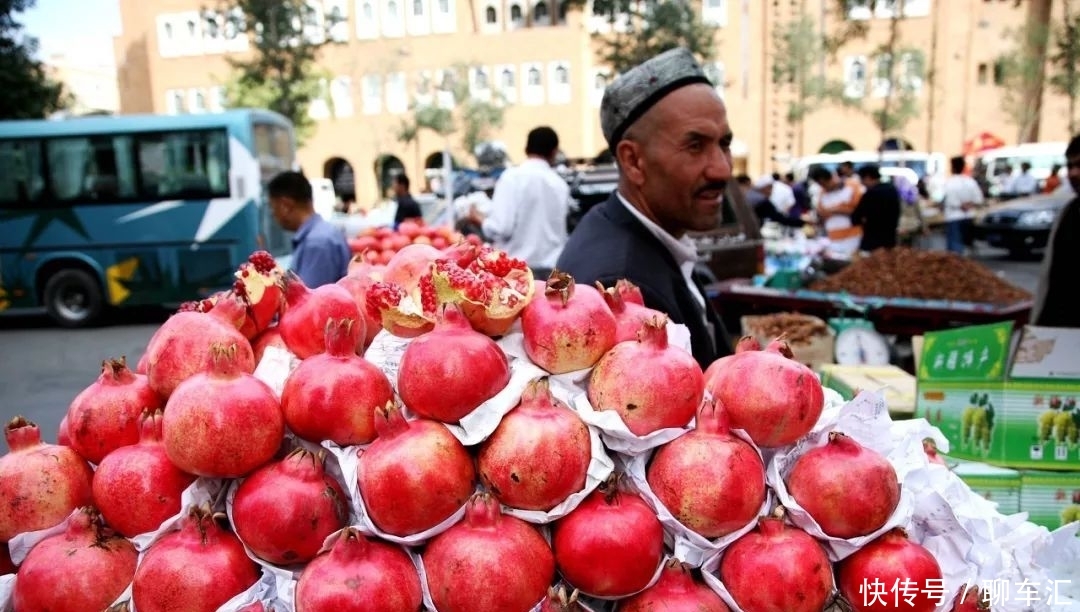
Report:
266,47,1080,364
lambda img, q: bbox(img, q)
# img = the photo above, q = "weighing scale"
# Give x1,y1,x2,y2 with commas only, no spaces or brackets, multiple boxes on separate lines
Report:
828,299,891,366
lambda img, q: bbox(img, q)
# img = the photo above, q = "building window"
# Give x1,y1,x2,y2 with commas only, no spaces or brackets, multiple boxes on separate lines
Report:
331,76,355,117
548,62,570,104
485,5,497,23
433,0,454,32
898,51,924,93
993,60,1006,85
414,0,424,14
408,0,429,34
309,79,331,119
590,68,608,107
326,0,350,41
534,1,549,23
363,74,383,114
871,54,892,98
165,22,174,38
386,72,409,113
382,0,405,36
522,62,544,105
165,89,186,114
187,19,197,38
471,66,492,101
843,55,867,98
439,0,449,12
510,3,523,23
189,89,207,113
977,63,989,85
136,130,230,200
0,140,45,207
210,86,228,111
496,64,517,103
702,0,726,26
357,0,379,38
437,69,457,108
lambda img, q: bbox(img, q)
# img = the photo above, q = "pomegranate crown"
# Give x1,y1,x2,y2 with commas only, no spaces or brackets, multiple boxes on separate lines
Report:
544,269,576,306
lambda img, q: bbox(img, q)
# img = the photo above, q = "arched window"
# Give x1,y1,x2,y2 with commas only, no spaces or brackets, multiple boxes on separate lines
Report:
413,0,424,15
187,19,197,37
510,4,522,21
485,5,497,23
594,73,606,89
164,22,174,38
555,65,568,84
534,1,548,21
363,2,374,19
527,67,541,86
388,0,399,16
502,69,514,87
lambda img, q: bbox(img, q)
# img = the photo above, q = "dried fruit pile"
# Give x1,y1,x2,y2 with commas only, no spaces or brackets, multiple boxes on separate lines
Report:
0,247,1068,612
743,312,832,346
809,247,1032,305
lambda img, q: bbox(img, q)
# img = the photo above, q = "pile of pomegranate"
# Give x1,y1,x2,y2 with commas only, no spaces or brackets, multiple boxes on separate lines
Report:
347,220,479,265
0,245,1067,612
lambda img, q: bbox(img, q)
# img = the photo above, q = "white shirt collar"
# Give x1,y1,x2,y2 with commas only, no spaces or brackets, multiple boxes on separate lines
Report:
615,191,699,266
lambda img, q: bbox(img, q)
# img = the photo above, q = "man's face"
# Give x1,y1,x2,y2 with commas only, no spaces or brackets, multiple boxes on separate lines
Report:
617,84,732,237
1067,154,1080,195
269,195,300,232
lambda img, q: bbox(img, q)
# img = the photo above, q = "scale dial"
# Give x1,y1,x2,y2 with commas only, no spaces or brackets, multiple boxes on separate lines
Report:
834,326,891,366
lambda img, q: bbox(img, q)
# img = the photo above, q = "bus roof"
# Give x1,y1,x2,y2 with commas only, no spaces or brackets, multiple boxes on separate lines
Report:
0,109,291,138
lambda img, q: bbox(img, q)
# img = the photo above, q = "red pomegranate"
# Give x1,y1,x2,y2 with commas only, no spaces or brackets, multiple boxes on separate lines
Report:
12,507,137,612
704,336,825,447
92,409,198,537
719,508,834,612
477,377,591,510
365,244,443,338
424,493,555,612
588,315,704,435
618,558,730,611
0,542,14,575
347,253,385,278
278,274,363,359
521,271,618,374
67,356,162,464
232,448,348,565
951,584,990,611
57,414,72,446
132,506,260,612
539,586,586,612
703,335,762,382
397,304,510,422
356,403,476,536
337,262,385,349
838,529,943,612
428,243,535,336
162,343,284,478
251,326,288,365
646,399,766,538
786,431,901,539
0,417,93,541
231,250,285,339
596,280,664,343
281,318,394,446
144,293,255,398
295,527,423,612
552,476,665,597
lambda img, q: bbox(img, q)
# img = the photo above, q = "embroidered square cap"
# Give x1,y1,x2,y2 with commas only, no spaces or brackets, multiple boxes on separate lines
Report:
600,47,714,151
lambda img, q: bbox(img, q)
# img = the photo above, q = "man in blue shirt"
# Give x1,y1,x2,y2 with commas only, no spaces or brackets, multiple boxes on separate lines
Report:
268,171,351,288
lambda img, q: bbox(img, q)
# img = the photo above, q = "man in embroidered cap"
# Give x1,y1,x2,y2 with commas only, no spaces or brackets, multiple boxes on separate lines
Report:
555,47,734,368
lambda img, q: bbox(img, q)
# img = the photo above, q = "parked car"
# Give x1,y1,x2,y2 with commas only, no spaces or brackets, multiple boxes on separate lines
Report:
973,188,1074,257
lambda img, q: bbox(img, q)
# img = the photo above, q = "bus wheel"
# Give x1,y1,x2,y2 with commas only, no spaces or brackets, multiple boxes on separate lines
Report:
43,269,104,328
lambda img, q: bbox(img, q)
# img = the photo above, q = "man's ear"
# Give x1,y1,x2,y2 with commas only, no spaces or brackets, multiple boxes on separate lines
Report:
616,140,645,187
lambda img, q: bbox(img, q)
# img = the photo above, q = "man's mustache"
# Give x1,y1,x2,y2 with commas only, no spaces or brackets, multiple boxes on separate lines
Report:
696,182,728,198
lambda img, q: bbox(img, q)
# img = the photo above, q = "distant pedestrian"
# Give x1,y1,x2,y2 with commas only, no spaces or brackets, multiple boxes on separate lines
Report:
941,156,983,254
851,164,901,252
268,171,351,288
392,174,423,228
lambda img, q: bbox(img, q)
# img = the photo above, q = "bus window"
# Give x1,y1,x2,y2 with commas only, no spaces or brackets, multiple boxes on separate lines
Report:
0,140,45,206
46,135,138,202
137,129,230,200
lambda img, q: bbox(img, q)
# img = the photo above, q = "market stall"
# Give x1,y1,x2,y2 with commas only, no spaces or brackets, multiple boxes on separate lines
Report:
1,244,1076,612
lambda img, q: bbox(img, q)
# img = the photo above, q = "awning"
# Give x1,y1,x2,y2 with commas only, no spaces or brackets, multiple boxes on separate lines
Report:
963,132,1006,156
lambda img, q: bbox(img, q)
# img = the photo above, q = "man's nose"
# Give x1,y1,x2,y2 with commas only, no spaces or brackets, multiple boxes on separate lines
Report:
706,147,733,181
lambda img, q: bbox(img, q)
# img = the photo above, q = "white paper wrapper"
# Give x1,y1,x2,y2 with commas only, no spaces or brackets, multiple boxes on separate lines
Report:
6,515,68,567
0,575,13,612
445,359,548,447
767,391,930,561
572,393,695,457
216,567,288,612
363,329,411,386
700,552,747,612
253,346,301,399
626,430,770,567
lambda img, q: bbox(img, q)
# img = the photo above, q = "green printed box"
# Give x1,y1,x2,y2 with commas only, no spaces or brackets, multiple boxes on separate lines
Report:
950,460,1022,516
1019,470,1080,530
916,323,1080,470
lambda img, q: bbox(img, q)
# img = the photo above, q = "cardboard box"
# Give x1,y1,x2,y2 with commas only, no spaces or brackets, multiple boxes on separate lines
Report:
1019,470,1080,530
950,460,1022,516
916,322,1080,470
819,364,917,419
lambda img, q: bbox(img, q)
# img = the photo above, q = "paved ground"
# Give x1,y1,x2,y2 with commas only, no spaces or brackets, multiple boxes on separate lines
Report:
0,241,1044,447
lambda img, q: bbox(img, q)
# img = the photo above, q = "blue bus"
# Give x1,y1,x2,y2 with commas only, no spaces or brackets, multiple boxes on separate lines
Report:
0,109,296,327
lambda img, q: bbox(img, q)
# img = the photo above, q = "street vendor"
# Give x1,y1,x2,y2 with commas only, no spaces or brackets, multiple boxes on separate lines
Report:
555,46,734,369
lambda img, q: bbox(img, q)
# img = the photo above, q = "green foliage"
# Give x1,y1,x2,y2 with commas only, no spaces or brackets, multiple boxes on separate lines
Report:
996,21,1052,142
1049,8,1080,133
210,0,345,144
0,0,72,119
579,0,718,75
772,14,858,125
395,64,506,165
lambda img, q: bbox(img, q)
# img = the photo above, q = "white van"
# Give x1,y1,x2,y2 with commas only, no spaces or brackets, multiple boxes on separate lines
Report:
971,142,1068,198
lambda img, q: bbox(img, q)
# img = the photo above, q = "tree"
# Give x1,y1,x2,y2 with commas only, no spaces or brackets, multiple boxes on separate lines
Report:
395,64,506,170
578,0,719,74
0,0,71,119
1049,0,1080,135
211,0,345,144
997,18,1052,144
771,14,858,156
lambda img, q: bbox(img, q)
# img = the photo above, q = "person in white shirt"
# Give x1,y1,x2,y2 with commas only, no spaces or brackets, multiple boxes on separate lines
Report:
1005,162,1039,198
765,173,796,215
468,127,570,275
941,155,984,254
